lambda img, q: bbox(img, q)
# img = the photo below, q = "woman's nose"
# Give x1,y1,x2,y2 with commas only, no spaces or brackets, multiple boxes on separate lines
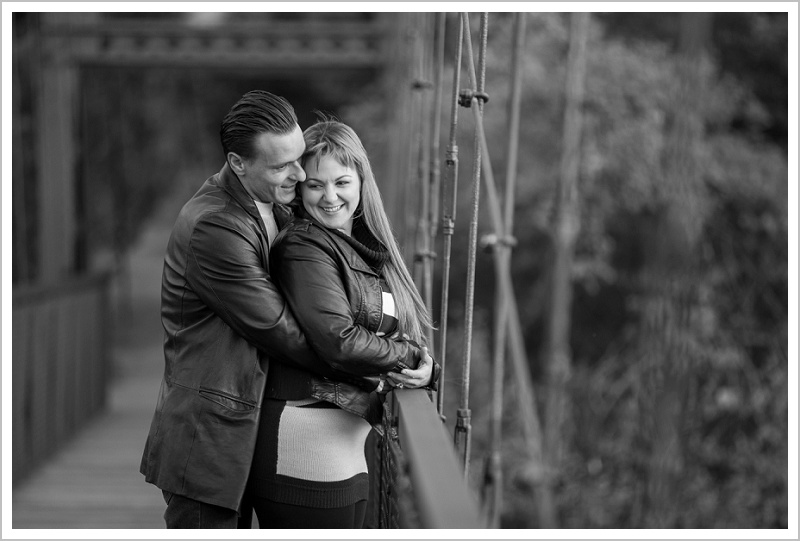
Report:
323,185,338,202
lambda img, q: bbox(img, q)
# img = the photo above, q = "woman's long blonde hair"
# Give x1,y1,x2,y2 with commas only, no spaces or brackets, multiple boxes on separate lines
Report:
301,119,434,345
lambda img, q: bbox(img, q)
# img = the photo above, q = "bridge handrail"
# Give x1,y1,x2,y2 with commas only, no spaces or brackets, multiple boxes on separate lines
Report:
13,271,111,306
12,272,113,486
393,389,484,528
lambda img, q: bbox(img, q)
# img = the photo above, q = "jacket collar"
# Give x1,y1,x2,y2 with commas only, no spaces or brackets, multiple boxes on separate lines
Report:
330,220,389,272
216,163,294,228
295,207,385,276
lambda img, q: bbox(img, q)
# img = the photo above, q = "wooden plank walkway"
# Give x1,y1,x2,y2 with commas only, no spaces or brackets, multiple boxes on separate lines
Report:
10,372,166,528
11,205,176,529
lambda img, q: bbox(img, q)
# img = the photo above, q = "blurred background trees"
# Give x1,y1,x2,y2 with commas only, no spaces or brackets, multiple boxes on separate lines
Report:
439,12,788,528
348,12,789,528
12,11,789,528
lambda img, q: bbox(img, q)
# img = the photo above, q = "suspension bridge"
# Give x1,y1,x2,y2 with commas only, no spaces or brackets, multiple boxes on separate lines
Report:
11,6,791,533
10,12,543,530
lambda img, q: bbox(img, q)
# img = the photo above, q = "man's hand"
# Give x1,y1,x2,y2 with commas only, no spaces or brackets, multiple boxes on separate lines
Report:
387,346,433,389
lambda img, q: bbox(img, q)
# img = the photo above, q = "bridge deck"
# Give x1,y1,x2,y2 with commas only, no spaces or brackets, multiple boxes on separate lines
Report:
11,374,166,529
12,205,174,529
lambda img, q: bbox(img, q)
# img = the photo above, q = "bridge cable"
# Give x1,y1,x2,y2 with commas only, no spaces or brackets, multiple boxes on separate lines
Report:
425,12,447,359
429,12,446,255
460,13,554,527
406,13,427,268
435,12,465,419
412,13,437,350
453,12,490,479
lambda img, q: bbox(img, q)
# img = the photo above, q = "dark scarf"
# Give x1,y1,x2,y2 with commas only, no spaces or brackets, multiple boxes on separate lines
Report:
330,217,390,274
293,202,390,273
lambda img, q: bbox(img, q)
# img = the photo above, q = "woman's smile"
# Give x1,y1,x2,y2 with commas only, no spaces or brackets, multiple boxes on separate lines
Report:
301,155,361,235
321,204,344,214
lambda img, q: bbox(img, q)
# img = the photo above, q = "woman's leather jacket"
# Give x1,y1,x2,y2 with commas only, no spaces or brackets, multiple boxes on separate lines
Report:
264,216,436,428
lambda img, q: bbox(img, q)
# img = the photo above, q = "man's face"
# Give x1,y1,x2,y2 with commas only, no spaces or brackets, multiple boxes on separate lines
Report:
236,125,306,205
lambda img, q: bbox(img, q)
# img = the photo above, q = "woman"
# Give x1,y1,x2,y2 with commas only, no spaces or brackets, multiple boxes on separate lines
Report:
245,119,438,528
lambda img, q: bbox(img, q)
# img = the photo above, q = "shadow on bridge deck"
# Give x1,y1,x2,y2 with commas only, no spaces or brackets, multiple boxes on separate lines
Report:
11,202,179,529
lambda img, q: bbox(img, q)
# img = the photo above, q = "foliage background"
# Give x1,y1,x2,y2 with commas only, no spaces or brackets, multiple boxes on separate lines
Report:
341,12,789,528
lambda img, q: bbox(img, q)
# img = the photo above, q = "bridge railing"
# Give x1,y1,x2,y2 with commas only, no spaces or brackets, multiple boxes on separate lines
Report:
367,389,485,529
11,272,113,486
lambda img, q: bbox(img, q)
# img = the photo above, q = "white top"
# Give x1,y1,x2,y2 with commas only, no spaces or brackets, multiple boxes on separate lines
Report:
254,200,279,248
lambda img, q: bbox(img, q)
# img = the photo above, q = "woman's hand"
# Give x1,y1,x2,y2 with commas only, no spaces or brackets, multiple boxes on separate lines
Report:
387,346,433,389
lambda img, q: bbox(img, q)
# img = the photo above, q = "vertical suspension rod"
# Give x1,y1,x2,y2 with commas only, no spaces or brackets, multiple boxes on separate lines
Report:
430,12,446,242
411,12,431,292
503,13,525,238
423,12,446,351
413,13,435,344
454,12,490,478
436,13,464,418
463,12,554,527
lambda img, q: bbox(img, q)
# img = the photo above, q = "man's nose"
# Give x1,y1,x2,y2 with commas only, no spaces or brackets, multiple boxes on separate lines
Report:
291,162,306,182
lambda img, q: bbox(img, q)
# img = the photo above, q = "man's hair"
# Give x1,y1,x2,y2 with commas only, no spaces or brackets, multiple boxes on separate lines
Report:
220,90,298,160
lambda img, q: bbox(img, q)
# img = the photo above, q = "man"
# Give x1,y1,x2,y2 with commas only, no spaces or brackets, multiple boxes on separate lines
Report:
140,90,432,528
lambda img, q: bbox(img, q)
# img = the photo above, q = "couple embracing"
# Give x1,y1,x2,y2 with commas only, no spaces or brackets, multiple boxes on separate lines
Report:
139,90,439,529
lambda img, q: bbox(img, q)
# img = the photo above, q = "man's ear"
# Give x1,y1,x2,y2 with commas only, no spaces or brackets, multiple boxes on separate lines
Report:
227,152,246,176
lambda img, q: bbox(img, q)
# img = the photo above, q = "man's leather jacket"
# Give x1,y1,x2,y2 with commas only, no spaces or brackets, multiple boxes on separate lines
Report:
139,164,417,512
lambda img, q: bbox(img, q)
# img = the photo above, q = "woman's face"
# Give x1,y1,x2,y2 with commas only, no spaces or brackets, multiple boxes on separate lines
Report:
300,155,361,236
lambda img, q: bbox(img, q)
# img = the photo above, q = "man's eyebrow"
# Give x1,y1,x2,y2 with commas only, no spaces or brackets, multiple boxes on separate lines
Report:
269,153,303,168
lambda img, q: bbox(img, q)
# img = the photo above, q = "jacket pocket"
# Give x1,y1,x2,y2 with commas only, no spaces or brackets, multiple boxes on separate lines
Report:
198,387,256,412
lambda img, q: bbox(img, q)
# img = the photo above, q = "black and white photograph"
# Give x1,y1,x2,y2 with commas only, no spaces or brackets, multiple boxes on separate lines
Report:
3,3,796,538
